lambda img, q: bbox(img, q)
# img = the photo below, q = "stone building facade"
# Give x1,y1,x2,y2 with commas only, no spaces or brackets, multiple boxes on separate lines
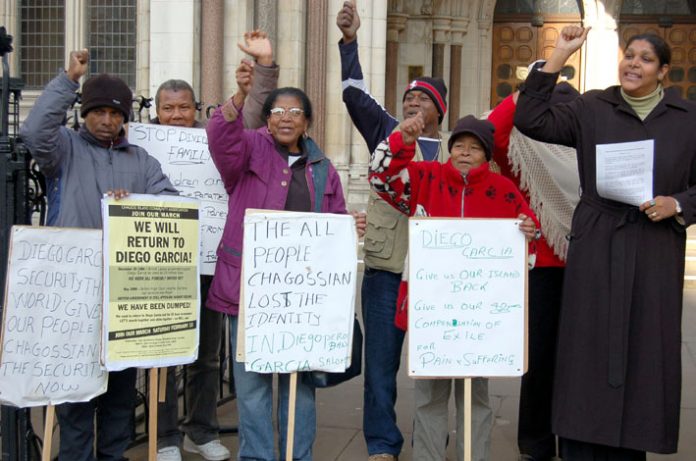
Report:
2,0,695,206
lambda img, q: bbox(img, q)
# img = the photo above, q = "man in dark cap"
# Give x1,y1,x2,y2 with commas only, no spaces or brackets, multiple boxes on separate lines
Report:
336,3,450,460
20,49,176,461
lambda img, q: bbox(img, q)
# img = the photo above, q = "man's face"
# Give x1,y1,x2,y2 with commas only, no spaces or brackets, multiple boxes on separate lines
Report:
84,107,124,142
156,89,197,127
401,90,439,131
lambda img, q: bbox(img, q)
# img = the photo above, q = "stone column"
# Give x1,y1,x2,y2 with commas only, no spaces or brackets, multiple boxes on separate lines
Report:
305,0,328,147
65,0,87,64
276,1,305,88
149,0,200,100
431,16,450,79
201,0,224,109
254,0,277,45
582,0,621,91
385,14,407,115
2,1,19,74
135,0,150,98
448,17,469,127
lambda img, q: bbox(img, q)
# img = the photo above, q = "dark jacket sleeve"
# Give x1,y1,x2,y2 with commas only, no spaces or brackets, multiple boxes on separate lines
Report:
339,38,399,153
206,106,256,194
514,70,581,148
19,73,78,177
142,150,179,195
243,62,279,130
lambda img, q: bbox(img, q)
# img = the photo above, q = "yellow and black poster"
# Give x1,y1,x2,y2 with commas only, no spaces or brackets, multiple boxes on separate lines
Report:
101,194,200,370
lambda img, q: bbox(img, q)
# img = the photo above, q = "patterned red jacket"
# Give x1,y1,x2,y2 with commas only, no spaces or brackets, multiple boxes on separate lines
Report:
369,130,539,330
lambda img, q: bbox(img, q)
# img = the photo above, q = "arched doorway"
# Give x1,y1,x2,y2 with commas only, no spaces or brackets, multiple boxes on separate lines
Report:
619,0,696,101
491,0,583,108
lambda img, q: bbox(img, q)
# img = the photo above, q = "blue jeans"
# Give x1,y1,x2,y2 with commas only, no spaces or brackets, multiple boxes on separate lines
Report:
230,316,316,461
361,268,405,456
56,368,136,461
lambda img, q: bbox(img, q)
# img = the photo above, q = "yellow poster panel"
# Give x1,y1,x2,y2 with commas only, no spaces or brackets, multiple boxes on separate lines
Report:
101,194,200,371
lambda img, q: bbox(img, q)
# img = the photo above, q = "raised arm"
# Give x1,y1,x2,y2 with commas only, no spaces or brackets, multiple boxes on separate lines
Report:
514,27,587,147
238,30,278,129
206,61,257,193
20,49,88,177
488,93,517,179
337,1,399,152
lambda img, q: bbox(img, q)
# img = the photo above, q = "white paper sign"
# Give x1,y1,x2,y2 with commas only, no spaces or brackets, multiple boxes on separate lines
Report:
128,123,226,275
596,139,654,206
408,218,527,377
240,211,357,374
0,226,107,407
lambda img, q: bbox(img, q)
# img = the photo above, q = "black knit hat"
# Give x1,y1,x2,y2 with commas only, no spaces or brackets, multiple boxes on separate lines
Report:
403,77,448,124
448,115,495,161
80,73,132,120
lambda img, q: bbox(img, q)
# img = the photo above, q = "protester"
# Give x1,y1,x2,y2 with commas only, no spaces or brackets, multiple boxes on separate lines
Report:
515,26,696,460
488,83,580,461
20,50,176,461
369,113,538,461
153,30,278,461
205,56,347,459
336,3,454,458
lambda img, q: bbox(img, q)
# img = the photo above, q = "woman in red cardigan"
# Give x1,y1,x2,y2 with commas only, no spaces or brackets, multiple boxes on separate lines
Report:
369,113,538,461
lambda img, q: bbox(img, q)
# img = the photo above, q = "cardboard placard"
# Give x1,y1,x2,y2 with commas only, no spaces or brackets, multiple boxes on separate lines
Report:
408,218,528,377
0,226,107,407
129,123,225,275
238,210,357,374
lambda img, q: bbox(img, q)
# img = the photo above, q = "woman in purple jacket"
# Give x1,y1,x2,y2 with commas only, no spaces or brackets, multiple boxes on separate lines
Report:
206,60,347,461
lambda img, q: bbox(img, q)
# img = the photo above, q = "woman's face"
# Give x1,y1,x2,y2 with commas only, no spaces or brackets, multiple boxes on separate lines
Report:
266,95,309,152
619,39,669,98
450,133,487,175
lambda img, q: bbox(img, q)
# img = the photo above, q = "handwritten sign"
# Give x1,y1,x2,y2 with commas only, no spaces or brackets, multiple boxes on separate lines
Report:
128,123,225,275
408,218,527,377
0,226,107,407
240,210,357,374
102,194,200,371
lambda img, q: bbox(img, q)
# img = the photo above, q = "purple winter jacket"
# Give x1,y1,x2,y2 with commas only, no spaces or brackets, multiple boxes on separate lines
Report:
205,107,347,315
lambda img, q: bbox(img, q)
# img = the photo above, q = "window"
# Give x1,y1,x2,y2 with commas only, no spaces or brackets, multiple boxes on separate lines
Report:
621,0,695,15
87,0,137,88
495,0,581,15
20,0,65,90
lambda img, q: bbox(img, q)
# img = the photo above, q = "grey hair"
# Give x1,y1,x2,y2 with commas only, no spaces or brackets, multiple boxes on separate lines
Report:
155,79,196,108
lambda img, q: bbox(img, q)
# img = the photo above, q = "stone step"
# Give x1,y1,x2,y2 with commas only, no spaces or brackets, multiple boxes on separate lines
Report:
685,275,696,290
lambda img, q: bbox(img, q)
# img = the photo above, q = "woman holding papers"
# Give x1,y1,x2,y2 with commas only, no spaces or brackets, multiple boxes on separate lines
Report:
515,27,696,460
205,59,347,461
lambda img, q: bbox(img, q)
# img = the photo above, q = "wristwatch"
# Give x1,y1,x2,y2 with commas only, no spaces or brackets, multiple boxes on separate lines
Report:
674,198,683,215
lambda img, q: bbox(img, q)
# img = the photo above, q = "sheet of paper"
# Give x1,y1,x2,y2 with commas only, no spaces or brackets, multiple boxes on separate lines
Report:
596,140,654,206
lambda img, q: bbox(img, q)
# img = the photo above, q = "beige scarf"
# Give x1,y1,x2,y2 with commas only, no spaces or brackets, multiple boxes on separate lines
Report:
507,129,580,261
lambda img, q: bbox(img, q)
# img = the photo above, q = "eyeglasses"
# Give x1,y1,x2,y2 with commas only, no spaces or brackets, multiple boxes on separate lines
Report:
269,107,304,119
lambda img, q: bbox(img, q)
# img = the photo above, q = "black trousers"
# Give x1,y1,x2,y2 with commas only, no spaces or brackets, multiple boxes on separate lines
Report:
560,438,646,461
517,267,564,460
